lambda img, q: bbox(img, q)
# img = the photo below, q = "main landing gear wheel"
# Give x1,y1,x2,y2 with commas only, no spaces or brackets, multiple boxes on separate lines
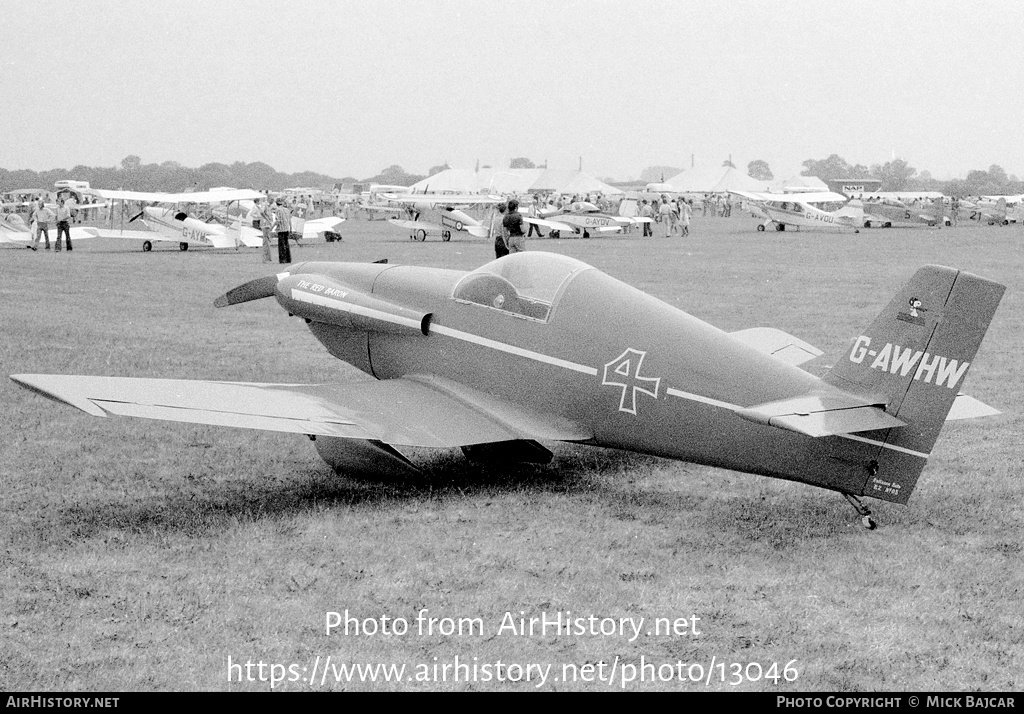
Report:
775,223,786,232
842,493,877,530
416,229,427,242
442,230,451,242
142,240,152,252
179,242,189,251
756,223,766,232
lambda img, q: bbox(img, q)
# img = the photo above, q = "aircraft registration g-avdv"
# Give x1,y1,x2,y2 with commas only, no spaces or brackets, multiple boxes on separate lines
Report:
732,191,864,233
540,201,649,238
12,253,1003,529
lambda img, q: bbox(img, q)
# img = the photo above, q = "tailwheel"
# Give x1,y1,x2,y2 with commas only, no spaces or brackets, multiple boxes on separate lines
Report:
842,493,877,530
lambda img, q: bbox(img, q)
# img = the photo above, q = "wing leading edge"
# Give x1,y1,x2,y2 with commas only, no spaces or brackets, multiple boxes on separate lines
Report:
11,373,591,448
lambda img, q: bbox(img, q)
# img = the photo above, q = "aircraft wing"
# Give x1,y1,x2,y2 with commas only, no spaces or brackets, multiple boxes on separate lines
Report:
0,227,98,243
729,190,849,203
385,194,503,206
301,217,345,238
729,327,824,366
524,217,578,233
95,188,265,203
85,227,163,241
10,373,591,447
388,219,441,234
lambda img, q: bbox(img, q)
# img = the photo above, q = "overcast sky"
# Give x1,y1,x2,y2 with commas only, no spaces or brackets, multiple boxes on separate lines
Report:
3,0,1021,181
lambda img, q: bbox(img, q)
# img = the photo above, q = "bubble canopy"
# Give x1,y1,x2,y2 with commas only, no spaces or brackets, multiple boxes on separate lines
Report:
451,252,593,322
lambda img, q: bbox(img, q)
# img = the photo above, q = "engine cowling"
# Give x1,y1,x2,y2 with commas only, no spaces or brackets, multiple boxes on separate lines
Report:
275,273,431,336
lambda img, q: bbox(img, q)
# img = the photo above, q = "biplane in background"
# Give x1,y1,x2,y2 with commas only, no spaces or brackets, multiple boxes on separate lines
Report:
89,189,344,251
89,188,266,251
12,253,1003,530
731,190,864,232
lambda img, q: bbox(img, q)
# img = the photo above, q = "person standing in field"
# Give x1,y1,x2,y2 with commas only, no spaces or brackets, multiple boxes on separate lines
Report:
491,202,509,258
639,199,653,236
29,200,54,251
659,196,673,237
250,197,274,263
503,198,527,253
272,198,292,264
55,198,73,251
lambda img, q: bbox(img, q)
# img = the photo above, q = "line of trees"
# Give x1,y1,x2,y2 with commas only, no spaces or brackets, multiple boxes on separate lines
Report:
0,156,433,194
797,154,1024,195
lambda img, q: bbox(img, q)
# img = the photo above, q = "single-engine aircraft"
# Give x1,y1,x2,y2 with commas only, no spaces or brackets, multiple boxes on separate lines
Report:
861,196,950,228
90,188,266,251
12,254,1004,530
731,191,864,232
967,197,1010,225
541,201,647,238
386,193,504,241
89,189,344,251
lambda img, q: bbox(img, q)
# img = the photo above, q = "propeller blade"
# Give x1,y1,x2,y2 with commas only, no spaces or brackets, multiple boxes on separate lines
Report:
128,210,145,222
213,274,281,308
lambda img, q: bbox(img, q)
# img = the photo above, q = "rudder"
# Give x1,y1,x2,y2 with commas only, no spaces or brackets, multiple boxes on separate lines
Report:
825,266,1005,503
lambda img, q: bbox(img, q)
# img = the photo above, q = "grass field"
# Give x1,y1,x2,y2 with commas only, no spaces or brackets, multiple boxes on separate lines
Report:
1,214,1021,691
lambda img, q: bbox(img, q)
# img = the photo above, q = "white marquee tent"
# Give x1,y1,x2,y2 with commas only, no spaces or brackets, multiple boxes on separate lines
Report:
666,166,771,193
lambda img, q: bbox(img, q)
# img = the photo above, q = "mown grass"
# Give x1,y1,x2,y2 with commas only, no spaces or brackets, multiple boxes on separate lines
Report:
1,216,1021,690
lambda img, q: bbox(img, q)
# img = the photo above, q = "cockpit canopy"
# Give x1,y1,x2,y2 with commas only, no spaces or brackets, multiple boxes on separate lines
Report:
452,252,592,322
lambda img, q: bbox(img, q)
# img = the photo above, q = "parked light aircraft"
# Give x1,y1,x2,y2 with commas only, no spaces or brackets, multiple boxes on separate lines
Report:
386,194,505,241
861,196,950,228
541,201,647,238
12,254,1003,529
731,191,863,232
89,189,344,251
89,188,265,251
968,197,1010,225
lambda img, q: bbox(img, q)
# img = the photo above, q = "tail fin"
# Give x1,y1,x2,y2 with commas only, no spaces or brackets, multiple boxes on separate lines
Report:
825,266,1004,503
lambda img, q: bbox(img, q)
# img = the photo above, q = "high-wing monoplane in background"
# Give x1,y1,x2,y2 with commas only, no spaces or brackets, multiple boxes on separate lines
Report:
731,191,864,232
12,253,1003,530
386,194,504,241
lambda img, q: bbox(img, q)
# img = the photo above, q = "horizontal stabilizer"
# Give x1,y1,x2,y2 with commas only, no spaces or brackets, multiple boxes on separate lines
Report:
946,393,1000,420
730,327,824,366
737,393,905,437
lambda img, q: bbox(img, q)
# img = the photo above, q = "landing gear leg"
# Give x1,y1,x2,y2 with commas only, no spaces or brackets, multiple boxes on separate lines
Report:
842,493,876,530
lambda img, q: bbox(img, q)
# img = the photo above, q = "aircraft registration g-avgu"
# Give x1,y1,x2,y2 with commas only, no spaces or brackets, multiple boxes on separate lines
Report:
12,253,1004,529
731,190,865,233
